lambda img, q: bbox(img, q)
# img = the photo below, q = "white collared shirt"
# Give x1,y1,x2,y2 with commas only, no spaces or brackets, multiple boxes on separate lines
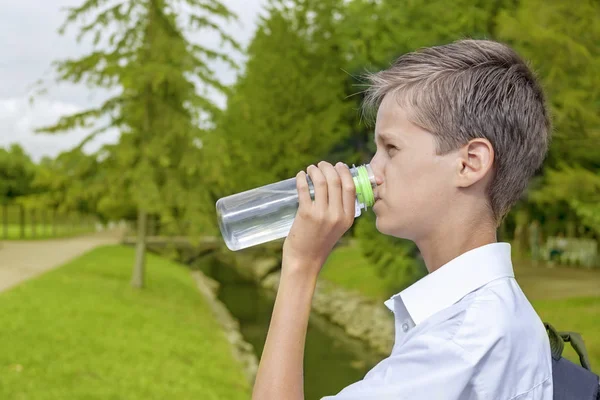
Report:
322,243,553,400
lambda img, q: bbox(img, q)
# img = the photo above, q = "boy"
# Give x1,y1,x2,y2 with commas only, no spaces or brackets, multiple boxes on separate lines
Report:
252,39,553,399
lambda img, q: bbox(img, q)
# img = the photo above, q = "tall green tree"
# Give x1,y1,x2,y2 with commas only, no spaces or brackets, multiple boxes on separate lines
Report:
37,0,239,288
496,0,600,236
0,144,35,238
214,0,349,195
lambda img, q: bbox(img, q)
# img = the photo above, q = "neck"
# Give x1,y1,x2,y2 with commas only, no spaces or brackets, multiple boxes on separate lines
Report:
415,214,498,273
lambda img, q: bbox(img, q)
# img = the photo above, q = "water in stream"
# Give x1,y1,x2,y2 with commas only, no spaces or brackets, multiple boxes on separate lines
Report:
200,261,383,400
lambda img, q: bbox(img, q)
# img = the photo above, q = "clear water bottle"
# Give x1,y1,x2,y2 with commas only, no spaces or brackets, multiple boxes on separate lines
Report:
216,164,377,251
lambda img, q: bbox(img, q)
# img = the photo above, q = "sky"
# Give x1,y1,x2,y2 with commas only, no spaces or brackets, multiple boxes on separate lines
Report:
0,0,267,161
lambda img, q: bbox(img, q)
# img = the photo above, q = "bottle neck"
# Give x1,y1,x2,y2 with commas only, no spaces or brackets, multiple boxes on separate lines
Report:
352,163,376,209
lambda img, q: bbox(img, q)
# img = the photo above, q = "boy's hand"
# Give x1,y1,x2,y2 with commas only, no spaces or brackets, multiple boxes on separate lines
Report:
282,161,357,277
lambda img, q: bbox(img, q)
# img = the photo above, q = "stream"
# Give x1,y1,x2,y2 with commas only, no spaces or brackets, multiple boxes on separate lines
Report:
200,261,383,400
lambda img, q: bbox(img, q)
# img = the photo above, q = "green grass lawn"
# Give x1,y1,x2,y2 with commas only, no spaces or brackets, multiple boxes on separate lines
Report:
1,224,94,240
532,297,600,372
0,245,251,400
322,243,600,372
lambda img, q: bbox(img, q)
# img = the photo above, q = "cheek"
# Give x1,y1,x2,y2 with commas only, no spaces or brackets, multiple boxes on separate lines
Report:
384,152,421,190
385,155,447,210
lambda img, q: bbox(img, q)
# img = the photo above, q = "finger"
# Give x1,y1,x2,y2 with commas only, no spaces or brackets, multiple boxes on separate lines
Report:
336,162,356,219
296,170,312,209
319,161,342,213
307,164,327,209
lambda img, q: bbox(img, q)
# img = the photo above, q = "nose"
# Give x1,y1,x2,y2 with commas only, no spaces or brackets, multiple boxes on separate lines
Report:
369,154,384,186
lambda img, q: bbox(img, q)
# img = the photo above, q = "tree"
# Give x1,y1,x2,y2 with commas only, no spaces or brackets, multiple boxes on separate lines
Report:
29,149,107,235
36,0,240,288
496,0,600,238
0,145,36,238
531,167,600,236
214,0,350,196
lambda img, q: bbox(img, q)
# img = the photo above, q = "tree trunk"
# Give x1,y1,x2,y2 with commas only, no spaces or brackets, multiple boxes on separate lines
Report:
131,208,147,288
31,209,36,238
2,204,7,239
42,209,47,237
52,208,57,237
19,205,25,239
149,214,156,236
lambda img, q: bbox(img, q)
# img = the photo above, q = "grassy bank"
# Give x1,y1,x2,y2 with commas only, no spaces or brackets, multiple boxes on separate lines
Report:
322,243,600,371
0,245,250,399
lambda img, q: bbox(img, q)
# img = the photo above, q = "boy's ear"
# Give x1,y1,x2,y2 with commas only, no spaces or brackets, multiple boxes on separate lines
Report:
455,138,494,188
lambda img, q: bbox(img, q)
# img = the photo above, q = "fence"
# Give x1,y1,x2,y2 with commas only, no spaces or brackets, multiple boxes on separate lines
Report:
541,236,599,268
1,203,97,240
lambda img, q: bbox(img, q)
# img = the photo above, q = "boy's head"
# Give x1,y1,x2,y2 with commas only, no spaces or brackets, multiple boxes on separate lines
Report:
365,39,551,242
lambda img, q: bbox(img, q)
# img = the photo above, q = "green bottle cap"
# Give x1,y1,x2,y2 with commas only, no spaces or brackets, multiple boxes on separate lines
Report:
353,165,375,208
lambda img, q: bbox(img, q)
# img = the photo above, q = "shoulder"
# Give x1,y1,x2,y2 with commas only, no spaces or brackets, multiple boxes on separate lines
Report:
450,277,552,398
453,277,546,346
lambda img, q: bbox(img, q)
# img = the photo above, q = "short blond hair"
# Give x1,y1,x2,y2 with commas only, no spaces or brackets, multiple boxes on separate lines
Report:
363,39,551,223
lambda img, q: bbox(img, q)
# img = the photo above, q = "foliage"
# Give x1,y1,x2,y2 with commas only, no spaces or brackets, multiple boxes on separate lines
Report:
36,0,238,229
0,144,35,204
214,0,350,195
353,213,426,293
496,0,600,238
35,0,240,286
531,166,600,236
27,149,104,215
497,0,600,167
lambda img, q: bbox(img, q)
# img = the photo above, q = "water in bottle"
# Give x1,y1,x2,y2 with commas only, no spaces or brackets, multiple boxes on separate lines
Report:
216,164,377,251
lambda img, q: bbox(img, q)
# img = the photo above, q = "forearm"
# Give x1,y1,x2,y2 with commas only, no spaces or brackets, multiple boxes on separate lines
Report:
252,261,318,400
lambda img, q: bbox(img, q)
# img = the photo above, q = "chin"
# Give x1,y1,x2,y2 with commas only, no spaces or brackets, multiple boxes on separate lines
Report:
375,216,395,235
375,215,413,240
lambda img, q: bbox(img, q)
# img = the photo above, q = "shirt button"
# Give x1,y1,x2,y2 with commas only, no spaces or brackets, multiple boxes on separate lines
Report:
402,323,409,332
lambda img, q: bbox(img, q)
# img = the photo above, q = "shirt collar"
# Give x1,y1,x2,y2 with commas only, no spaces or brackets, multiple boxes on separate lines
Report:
384,242,515,325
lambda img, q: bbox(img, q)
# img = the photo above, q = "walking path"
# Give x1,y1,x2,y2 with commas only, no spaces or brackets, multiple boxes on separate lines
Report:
0,230,122,293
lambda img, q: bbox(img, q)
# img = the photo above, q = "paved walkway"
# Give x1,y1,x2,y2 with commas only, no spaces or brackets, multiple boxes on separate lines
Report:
0,230,122,293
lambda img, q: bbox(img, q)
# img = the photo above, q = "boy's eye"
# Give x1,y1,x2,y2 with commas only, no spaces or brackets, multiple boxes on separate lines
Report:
386,144,398,155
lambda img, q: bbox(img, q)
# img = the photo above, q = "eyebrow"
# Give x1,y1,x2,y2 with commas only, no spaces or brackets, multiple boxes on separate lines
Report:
374,132,399,144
